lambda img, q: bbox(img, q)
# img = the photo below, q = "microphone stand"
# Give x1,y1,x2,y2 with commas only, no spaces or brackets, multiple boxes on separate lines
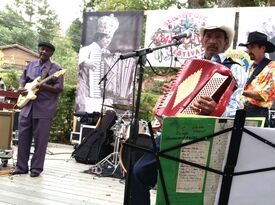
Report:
98,57,120,127
122,39,184,205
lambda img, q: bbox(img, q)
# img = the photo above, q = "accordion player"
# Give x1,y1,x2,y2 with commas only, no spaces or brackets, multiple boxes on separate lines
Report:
154,59,237,119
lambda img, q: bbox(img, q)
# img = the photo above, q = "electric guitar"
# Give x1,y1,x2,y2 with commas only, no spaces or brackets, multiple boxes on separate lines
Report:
16,69,66,108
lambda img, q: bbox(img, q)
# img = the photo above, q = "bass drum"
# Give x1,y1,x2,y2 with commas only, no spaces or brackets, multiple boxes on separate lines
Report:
119,133,152,174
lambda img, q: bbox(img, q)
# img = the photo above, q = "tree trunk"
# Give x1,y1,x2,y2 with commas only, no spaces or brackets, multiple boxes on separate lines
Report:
217,0,258,7
239,0,257,6
217,0,236,7
188,0,206,8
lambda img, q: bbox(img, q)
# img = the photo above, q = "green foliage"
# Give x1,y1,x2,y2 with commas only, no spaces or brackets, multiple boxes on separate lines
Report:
1,67,20,89
52,37,79,86
140,91,161,121
66,18,82,53
36,7,61,43
50,84,76,143
0,10,38,50
84,0,271,12
0,51,4,68
91,0,187,11
0,0,60,49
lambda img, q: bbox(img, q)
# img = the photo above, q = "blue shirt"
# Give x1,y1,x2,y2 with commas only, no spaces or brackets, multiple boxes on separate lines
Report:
199,53,247,117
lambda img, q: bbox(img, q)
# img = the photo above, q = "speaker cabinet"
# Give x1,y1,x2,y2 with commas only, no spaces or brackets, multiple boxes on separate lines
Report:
0,111,13,149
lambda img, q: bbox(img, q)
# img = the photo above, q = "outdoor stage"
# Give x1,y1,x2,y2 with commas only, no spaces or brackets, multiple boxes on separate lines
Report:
0,143,157,205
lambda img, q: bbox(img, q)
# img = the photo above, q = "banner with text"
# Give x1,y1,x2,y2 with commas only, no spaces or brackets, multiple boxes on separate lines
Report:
144,8,235,67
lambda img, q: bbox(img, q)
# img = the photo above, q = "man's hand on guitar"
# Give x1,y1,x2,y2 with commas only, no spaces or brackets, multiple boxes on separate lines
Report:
191,95,217,115
17,87,28,96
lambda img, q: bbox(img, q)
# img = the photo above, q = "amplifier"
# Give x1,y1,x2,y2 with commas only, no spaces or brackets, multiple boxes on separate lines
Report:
0,111,13,150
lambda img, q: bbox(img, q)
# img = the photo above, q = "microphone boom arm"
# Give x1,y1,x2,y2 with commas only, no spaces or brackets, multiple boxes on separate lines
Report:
119,40,183,60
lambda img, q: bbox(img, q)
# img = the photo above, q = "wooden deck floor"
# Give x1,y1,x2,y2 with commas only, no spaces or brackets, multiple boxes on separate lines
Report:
0,143,156,205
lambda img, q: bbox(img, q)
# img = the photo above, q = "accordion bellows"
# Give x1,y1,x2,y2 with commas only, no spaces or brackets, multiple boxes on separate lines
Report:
154,59,237,117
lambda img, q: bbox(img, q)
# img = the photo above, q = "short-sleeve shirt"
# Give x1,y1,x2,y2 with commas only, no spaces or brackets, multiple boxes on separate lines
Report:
241,60,275,108
19,59,64,119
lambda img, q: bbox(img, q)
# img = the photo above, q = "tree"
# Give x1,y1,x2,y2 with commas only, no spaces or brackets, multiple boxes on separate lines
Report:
0,51,4,68
0,10,39,50
52,37,79,86
3,0,61,45
90,0,187,11
66,18,82,53
188,0,207,8
84,0,272,10
36,0,61,42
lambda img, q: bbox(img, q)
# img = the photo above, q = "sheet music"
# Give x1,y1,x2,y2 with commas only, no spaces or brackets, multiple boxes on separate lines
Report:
176,140,210,193
204,120,233,204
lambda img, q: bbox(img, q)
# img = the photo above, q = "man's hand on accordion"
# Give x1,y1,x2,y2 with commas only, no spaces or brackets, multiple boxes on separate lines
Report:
191,95,217,115
162,78,175,94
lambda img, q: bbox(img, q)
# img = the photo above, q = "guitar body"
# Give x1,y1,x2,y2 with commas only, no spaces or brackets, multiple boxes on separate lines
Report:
17,77,41,108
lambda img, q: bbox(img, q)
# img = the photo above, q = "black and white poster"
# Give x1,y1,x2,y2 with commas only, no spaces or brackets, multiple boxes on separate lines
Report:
75,11,144,113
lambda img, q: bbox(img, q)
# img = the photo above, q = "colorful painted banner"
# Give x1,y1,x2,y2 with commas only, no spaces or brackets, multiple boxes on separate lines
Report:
144,8,236,67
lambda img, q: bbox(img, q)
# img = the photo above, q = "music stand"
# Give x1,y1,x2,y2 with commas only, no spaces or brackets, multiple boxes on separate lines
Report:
124,109,275,205
154,109,247,205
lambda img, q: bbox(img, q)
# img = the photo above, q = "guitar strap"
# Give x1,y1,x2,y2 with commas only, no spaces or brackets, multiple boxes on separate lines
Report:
221,57,241,69
245,57,271,88
41,62,54,80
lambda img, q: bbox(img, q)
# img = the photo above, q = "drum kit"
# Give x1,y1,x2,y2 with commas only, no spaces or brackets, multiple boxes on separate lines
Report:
88,103,153,176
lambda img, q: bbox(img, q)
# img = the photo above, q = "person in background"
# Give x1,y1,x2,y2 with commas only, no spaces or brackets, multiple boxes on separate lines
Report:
239,31,275,127
11,42,64,177
0,77,6,91
129,21,247,205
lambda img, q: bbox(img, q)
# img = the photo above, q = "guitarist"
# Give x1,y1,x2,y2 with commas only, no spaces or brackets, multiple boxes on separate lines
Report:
11,42,64,177
239,31,275,127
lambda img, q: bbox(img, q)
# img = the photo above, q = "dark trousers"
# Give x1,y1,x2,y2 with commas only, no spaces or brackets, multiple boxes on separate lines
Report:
16,114,52,173
244,105,269,127
130,152,158,205
129,135,161,205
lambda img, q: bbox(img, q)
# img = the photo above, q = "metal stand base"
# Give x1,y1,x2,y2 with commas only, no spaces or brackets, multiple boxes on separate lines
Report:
86,113,128,177
88,151,120,176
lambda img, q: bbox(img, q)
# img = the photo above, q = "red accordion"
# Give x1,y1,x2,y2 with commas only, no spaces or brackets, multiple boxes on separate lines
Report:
154,59,237,118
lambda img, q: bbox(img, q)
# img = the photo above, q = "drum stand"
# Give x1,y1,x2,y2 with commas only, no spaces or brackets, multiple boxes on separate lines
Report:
87,111,130,177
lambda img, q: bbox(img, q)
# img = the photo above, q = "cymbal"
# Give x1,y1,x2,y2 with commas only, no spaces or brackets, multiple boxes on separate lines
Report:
112,103,133,111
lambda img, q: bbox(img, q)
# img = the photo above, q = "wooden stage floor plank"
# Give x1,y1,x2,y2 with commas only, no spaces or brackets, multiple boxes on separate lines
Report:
0,143,156,205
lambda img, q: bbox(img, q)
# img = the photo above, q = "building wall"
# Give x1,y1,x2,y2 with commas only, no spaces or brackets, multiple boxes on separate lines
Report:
1,47,39,71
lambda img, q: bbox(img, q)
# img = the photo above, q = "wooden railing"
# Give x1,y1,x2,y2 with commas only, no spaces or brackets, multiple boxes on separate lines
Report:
0,90,20,110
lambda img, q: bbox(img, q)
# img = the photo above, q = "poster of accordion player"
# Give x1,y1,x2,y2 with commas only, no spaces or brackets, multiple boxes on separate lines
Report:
75,12,144,113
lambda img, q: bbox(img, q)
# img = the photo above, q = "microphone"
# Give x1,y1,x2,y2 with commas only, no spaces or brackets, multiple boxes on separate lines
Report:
119,51,138,60
172,29,192,41
119,48,152,60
